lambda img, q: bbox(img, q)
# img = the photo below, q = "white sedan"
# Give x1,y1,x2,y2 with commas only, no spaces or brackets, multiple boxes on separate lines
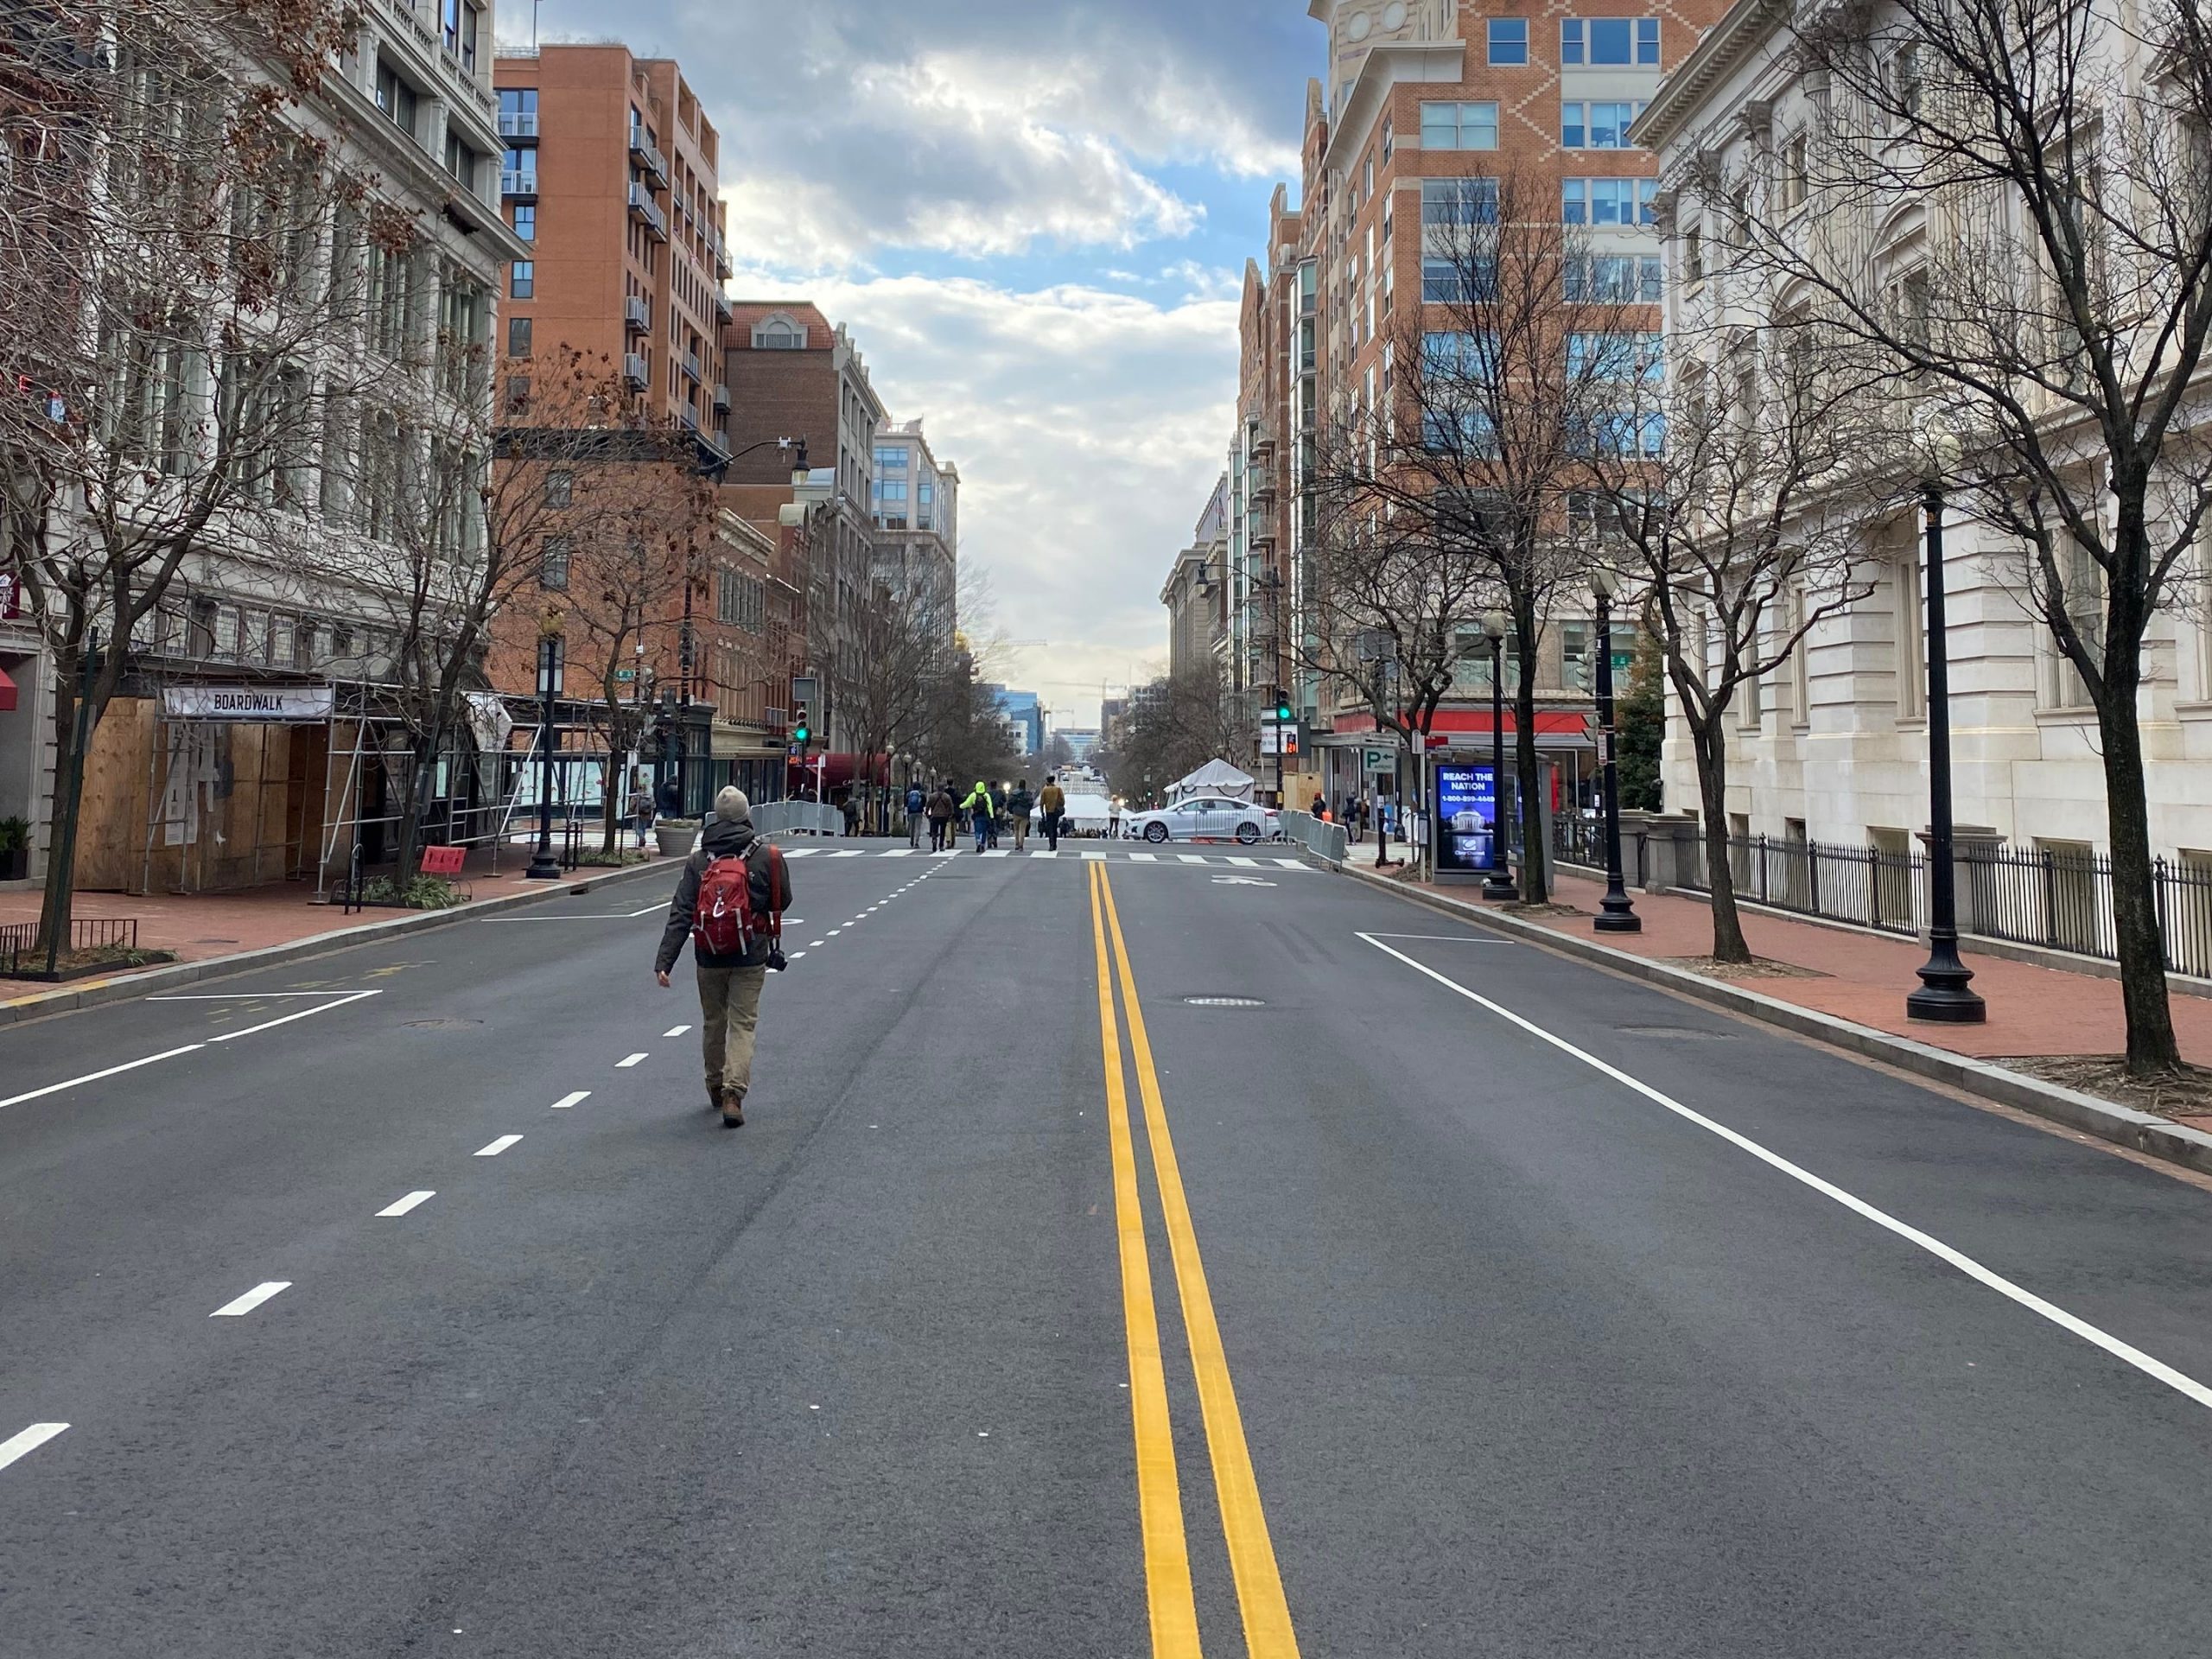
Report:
1126,796,1281,845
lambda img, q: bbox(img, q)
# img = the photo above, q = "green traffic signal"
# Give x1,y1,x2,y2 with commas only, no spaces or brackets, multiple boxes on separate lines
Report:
793,724,810,745
1275,701,1293,722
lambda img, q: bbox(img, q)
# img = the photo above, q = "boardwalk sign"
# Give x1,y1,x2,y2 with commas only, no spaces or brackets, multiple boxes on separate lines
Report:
161,684,336,722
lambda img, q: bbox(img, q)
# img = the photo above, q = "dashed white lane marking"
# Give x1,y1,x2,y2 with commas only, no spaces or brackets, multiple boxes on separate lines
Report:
789,952,808,960
616,1053,648,1068
828,930,842,937
210,1281,291,1318
1357,932,2212,1414
0,1423,69,1473
474,1135,524,1157
378,1191,436,1217
550,1091,591,1109
664,1025,692,1037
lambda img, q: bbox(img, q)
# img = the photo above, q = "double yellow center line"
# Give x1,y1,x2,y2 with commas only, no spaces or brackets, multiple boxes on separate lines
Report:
1088,863,1300,1658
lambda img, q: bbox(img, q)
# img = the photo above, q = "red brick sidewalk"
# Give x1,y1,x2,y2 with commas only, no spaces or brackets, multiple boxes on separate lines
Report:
0,844,677,994
1363,863,2212,1070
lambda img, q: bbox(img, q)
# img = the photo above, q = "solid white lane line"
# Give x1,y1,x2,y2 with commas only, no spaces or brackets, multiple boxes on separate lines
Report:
0,1044,207,1113
1357,931,2212,1413
550,1091,591,1110
1367,932,1522,944
625,902,664,918
616,1052,647,1068
148,992,353,1000
208,989,382,1044
664,1025,692,1037
210,1281,291,1318
475,1135,524,1157
0,1422,70,1472
378,1191,436,1217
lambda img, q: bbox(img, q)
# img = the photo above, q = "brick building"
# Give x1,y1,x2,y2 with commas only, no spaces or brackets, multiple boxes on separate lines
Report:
724,302,885,758
1217,0,1726,811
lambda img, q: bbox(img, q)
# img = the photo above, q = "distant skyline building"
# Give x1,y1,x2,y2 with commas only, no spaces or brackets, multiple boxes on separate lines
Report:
988,685,1045,755
1059,728,1100,765
871,416,960,634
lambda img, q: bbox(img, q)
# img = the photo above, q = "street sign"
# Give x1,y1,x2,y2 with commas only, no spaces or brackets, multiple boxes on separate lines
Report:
614,666,637,683
161,684,336,722
1363,747,1391,771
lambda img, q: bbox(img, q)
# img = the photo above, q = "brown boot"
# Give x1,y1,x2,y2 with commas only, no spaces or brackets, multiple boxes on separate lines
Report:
721,1089,746,1128
706,1084,723,1113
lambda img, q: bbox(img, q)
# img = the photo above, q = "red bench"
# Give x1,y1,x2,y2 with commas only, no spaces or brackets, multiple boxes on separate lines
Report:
418,845,467,876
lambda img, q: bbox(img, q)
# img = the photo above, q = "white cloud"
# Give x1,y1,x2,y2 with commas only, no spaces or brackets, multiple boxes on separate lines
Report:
730,265,1235,721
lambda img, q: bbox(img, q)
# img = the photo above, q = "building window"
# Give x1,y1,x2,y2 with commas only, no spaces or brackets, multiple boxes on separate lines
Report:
1780,132,1809,213
1488,18,1529,63
506,315,531,358
1561,18,1660,64
1565,255,1663,301
1420,101,1499,149
753,315,805,349
1684,226,1705,283
544,469,572,509
443,132,479,190
1562,101,1643,149
1422,257,1498,303
539,535,571,590
510,202,534,241
874,445,907,473
1563,177,1657,226
1421,176,1500,226
1894,542,1927,719
373,60,419,142
510,260,532,299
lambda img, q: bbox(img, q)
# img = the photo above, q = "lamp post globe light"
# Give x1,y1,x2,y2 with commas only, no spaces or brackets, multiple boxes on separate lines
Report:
1590,566,1641,933
1906,417,1986,1022
526,608,565,881
1480,609,1518,902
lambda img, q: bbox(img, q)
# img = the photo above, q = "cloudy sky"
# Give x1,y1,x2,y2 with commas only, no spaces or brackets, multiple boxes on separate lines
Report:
506,0,1318,727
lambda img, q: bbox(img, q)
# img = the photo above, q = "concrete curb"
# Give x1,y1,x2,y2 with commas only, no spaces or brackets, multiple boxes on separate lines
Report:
0,857,677,1028
1332,856,2212,1179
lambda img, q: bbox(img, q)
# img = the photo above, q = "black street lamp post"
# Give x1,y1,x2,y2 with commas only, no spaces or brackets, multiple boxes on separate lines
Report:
1591,568,1641,933
1906,429,1986,1022
526,620,563,881
1480,610,1518,902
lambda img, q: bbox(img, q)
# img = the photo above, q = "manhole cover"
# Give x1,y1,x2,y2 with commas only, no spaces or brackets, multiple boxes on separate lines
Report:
1185,996,1266,1008
404,1017,483,1030
1617,1025,1732,1040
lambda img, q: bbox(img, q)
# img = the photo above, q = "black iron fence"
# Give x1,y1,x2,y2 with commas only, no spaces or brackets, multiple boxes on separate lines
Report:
1550,814,1648,887
1590,830,2212,978
0,917,140,976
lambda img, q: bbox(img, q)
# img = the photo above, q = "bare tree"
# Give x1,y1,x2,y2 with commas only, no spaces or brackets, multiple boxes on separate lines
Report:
0,0,385,948
1705,0,2212,1068
842,572,958,828
1581,314,1900,959
1100,665,1249,804
1306,168,1648,896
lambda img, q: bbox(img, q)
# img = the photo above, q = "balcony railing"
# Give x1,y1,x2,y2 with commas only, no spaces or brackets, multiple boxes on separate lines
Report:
622,352,648,390
627,182,667,241
712,289,733,321
624,295,650,333
712,382,730,410
498,109,537,140
682,350,702,383
499,168,536,198
628,130,670,188
678,403,699,431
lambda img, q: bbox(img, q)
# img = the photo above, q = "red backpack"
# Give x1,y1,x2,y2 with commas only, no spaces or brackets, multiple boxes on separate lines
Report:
691,844,785,959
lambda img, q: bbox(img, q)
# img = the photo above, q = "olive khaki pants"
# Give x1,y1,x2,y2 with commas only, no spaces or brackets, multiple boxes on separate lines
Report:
697,962,767,1100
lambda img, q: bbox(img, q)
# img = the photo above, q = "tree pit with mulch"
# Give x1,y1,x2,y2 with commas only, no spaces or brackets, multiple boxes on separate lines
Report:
1994,1055,2212,1122
1665,955,1831,982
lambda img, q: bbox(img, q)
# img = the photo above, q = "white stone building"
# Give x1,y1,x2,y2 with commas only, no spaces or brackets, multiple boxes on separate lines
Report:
1636,0,2212,874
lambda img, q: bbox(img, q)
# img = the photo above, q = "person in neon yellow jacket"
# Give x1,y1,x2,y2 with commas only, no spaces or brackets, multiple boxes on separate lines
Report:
959,780,995,853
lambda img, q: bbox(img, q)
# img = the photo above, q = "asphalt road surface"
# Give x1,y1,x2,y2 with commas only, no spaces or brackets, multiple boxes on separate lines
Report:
3,838,2210,1656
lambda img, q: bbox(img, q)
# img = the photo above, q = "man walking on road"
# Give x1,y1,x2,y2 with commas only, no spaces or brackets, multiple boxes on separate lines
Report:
1039,774,1066,851
655,787,792,1128
960,779,995,853
905,782,926,848
925,782,954,851
1007,779,1033,851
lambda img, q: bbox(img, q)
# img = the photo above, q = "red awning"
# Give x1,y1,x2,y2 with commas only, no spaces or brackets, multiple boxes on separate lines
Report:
0,662,16,714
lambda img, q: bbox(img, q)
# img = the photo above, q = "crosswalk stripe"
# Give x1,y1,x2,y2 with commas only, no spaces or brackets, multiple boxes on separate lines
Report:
1029,849,1058,858
783,847,821,858
1177,854,1206,865
1228,856,1259,868
880,849,918,857
830,849,865,858
1082,850,1106,861
983,849,1010,858
1130,853,1158,862
1272,858,1306,870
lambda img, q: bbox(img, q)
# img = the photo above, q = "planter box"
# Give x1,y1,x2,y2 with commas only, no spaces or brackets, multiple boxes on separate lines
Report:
654,823,698,858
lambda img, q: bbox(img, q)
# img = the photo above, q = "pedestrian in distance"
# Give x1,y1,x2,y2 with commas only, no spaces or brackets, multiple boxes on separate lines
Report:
841,792,860,838
655,787,793,1128
905,781,926,849
1311,790,1328,819
1007,778,1034,851
926,782,954,851
1039,774,1066,851
628,779,655,849
960,779,995,853
1108,796,1123,838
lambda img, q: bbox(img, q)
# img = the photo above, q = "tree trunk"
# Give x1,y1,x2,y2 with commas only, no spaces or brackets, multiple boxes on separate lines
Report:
34,642,106,957
2098,689,2180,1073
1692,717,1751,963
600,756,622,855
1513,625,1547,905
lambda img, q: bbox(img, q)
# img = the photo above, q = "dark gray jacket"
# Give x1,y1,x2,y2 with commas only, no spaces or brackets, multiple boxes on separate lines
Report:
655,817,792,973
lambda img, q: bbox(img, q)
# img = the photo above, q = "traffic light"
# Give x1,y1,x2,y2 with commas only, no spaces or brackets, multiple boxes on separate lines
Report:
791,702,811,747
1274,689,1293,722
